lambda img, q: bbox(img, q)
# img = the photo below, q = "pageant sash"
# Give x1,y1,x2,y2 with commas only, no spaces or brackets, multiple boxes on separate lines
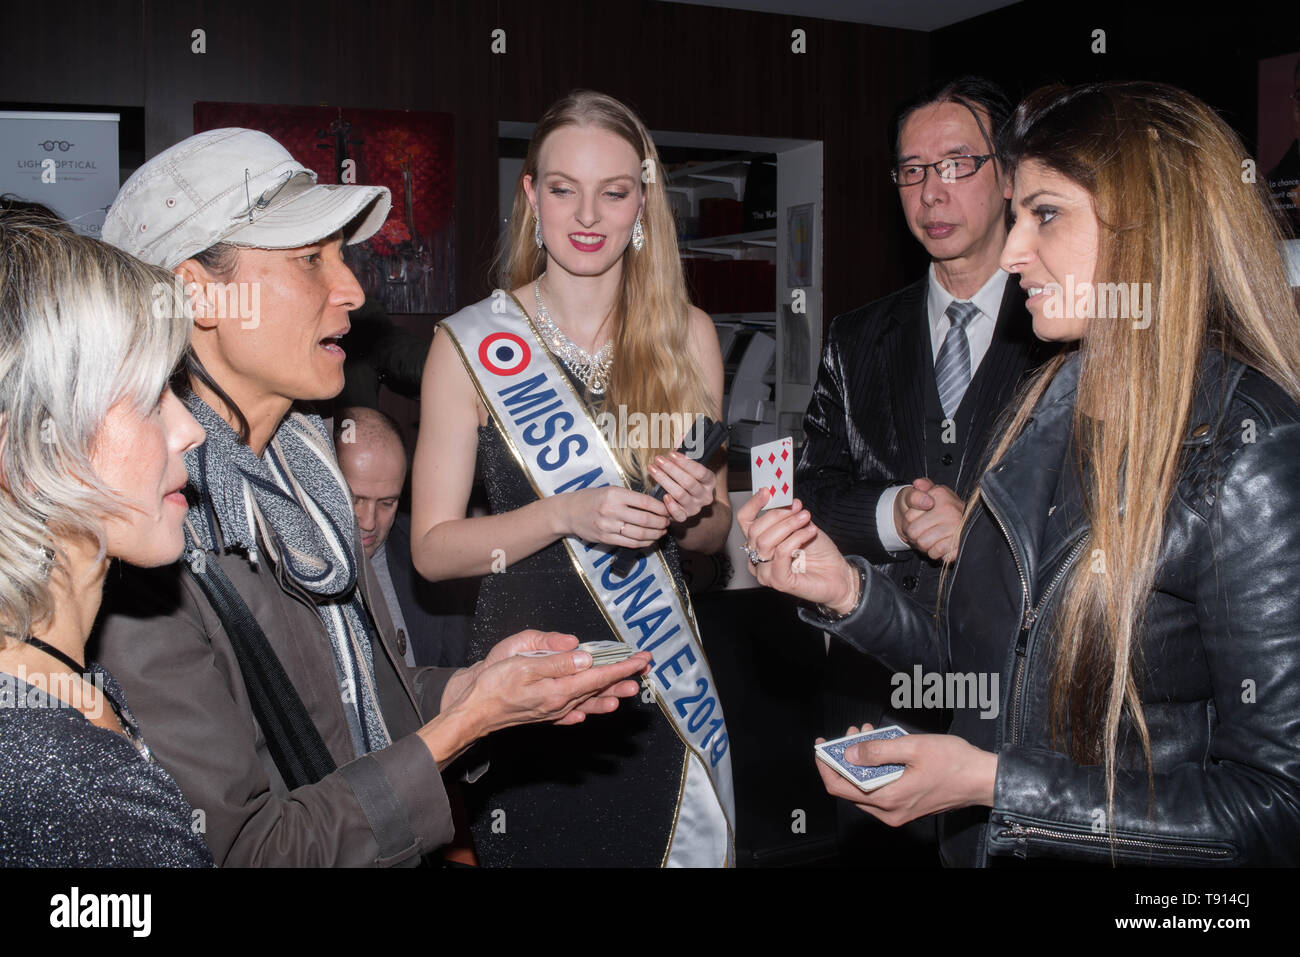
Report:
443,292,735,868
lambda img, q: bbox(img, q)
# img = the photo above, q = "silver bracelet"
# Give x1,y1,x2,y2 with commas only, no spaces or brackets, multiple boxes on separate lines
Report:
815,561,866,622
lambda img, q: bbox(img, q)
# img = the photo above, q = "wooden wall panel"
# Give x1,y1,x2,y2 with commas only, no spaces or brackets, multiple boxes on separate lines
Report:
0,0,930,327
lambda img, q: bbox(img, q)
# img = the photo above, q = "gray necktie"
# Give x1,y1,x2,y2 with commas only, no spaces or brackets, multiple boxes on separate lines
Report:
935,300,979,419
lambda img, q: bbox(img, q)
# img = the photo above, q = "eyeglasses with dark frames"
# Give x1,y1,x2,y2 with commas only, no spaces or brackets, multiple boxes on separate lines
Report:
891,154,995,187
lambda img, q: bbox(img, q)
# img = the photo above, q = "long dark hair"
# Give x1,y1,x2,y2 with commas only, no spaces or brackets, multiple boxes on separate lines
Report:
891,75,1013,170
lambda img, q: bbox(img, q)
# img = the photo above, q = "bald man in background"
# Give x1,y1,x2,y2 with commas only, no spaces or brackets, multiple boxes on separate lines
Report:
336,407,473,669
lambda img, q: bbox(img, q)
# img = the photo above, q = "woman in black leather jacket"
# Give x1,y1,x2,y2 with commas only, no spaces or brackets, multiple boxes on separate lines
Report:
738,82,1300,866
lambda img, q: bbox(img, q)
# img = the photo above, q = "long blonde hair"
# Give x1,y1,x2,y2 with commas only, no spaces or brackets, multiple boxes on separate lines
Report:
967,82,1300,836
0,217,191,640
498,90,715,485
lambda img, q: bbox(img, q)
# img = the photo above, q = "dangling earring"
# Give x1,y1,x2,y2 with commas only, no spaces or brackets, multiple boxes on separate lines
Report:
534,209,544,249
631,216,645,252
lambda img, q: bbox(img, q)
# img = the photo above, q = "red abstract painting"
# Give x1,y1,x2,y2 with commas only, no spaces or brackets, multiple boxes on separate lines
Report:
195,102,454,313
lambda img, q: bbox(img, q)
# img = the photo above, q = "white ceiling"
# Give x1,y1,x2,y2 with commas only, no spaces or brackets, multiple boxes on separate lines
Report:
657,0,1020,32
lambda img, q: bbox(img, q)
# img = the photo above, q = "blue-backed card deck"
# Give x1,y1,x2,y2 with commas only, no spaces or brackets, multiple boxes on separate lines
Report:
814,725,907,792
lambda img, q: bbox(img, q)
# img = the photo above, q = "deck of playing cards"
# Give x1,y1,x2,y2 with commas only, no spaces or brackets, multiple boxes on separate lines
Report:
575,640,637,665
750,436,794,510
814,725,907,792
519,640,637,665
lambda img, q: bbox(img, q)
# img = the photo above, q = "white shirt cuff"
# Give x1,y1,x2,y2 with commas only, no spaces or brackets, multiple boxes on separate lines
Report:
876,484,911,553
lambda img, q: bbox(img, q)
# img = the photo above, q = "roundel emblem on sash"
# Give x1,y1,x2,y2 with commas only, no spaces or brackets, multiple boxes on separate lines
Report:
478,332,531,376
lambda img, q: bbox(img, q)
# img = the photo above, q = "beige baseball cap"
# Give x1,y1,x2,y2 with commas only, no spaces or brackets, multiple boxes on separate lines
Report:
103,127,391,269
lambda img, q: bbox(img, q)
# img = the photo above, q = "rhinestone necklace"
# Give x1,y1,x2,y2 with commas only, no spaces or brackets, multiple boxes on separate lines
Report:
532,275,614,395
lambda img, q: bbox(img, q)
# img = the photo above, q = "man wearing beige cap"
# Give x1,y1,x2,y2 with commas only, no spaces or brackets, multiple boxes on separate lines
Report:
93,128,650,867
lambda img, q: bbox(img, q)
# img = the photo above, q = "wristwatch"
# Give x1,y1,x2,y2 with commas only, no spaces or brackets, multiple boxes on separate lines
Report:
814,560,867,622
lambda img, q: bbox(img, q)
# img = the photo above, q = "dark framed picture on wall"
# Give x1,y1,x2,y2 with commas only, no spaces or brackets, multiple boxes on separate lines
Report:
194,103,455,313
1259,50,1300,285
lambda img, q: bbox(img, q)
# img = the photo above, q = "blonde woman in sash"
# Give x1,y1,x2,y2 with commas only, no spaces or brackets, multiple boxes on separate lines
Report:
412,90,732,866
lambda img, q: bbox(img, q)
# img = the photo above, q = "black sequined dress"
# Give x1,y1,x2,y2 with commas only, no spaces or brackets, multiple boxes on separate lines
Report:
465,371,690,868
0,663,214,867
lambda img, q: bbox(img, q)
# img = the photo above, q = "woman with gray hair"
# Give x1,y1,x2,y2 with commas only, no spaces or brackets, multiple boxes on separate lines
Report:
0,217,211,866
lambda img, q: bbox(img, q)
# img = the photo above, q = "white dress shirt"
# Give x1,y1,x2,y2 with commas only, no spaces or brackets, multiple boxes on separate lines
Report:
874,266,1010,553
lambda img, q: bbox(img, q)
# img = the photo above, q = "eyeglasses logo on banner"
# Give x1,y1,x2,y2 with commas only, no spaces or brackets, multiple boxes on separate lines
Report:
37,140,75,152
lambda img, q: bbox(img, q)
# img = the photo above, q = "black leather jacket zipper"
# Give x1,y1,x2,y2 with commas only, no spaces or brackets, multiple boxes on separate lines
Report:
1011,536,1089,743
995,820,1233,861
981,492,1088,746
979,494,1031,747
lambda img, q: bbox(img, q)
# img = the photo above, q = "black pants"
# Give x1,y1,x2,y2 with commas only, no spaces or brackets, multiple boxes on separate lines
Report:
822,637,945,867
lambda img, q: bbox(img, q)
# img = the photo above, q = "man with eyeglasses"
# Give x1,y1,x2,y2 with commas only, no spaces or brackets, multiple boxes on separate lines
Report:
794,76,1056,865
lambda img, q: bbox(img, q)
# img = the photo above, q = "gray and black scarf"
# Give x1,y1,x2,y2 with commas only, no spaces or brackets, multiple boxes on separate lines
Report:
182,394,391,759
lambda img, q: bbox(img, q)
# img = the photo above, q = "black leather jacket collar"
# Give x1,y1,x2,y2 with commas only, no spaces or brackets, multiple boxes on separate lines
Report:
978,349,1247,600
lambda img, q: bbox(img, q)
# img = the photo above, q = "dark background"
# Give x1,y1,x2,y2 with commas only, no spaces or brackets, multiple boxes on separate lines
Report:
3,1,1296,323
1,0,930,322
3,0,1298,866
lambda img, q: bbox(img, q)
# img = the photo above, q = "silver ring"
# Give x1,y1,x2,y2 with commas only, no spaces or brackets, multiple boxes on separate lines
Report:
743,543,771,565
619,521,627,537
